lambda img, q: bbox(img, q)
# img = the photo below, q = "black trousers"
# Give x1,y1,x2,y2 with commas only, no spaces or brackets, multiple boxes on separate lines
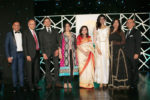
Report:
26,51,40,88
126,55,139,87
45,52,59,85
64,50,73,83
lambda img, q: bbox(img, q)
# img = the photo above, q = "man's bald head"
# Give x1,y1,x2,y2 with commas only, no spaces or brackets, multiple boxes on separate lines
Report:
28,19,36,30
126,19,135,29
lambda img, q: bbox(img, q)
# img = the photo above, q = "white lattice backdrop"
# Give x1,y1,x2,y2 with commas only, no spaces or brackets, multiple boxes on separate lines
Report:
34,13,150,75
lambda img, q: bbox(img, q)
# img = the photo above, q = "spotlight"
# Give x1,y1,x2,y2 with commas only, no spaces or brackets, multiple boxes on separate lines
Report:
77,1,81,5
96,0,103,7
56,2,59,6
76,0,83,8
97,0,101,5
121,0,125,4
88,2,91,5
55,0,62,8
43,9,46,12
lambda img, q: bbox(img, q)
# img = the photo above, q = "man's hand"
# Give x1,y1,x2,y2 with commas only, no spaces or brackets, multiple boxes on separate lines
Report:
7,57,13,63
134,54,139,59
54,50,59,57
26,56,32,62
43,53,48,60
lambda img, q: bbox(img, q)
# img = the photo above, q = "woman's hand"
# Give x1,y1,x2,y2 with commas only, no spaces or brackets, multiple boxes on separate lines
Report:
59,53,62,59
97,47,102,55
83,50,90,56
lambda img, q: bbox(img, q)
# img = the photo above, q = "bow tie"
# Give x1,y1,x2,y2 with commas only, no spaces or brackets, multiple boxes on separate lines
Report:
15,31,21,33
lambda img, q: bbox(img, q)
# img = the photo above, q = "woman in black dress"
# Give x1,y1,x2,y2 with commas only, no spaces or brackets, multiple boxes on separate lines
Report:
109,19,129,88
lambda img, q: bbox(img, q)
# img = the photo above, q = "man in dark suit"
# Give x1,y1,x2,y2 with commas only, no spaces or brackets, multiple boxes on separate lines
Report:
39,17,61,89
5,21,24,93
23,19,41,91
125,19,142,89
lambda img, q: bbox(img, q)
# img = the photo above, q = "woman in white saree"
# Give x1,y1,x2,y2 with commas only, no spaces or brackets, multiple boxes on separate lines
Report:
77,26,95,88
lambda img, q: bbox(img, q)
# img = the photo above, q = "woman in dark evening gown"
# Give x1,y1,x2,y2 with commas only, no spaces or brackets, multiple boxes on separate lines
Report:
109,19,129,88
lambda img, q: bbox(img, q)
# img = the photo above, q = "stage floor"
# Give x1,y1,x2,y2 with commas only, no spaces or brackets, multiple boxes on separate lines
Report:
0,72,150,100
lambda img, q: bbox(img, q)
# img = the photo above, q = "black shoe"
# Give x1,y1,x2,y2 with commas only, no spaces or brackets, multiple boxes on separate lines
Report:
46,84,52,89
35,86,42,90
55,83,62,88
30,87,35,92
20,87,26,92
130,86,134,89
12,87,17,93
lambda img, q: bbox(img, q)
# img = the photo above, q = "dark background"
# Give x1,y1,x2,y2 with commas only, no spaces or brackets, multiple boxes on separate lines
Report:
0,0,150,82
34,0,150,15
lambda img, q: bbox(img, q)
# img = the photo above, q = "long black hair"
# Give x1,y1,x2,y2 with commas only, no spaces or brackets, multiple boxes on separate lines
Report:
96,14,106,30
110,19,122,33
79,25,89,38
63,22,71,32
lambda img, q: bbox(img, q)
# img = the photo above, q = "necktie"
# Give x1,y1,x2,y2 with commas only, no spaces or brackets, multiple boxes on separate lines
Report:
32,31,39,50
126,30,130,38
47,27,51,33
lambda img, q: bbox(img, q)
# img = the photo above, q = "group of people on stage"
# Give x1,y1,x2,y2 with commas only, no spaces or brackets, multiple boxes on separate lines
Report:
5,14,141,93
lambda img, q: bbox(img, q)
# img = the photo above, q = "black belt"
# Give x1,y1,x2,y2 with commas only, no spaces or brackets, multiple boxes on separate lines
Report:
17,51,23,53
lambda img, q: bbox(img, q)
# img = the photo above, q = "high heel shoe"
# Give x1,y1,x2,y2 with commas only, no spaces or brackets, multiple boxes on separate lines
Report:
99,84,103,89
68,83,72,89
64,83,67,89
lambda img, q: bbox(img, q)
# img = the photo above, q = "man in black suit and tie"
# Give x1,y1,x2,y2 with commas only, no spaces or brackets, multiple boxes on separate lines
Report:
39,17,61,89
23,19,41,91
125,19,142,89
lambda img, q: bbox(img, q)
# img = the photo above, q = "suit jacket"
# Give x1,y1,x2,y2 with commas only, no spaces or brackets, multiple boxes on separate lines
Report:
124,28,141,58
5,31,23,58
39,27,59,57
23,29,39,58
